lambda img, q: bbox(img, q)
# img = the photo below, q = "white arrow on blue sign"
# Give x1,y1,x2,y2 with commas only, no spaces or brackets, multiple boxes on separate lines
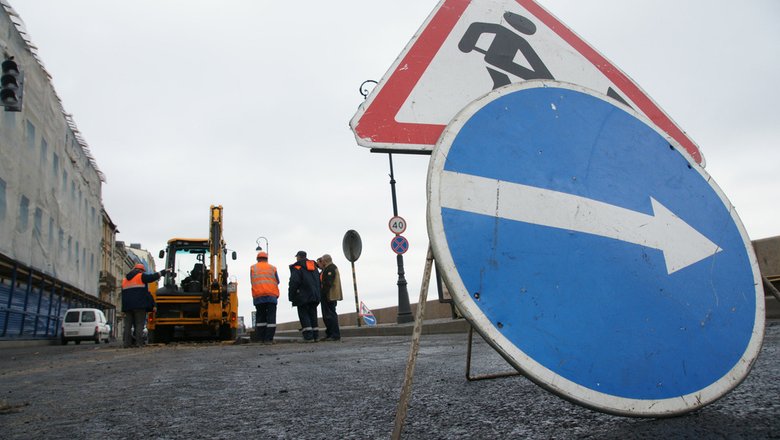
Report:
427,80,765,417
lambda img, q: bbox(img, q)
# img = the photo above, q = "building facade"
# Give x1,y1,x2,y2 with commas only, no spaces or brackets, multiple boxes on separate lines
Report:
0,1,112,340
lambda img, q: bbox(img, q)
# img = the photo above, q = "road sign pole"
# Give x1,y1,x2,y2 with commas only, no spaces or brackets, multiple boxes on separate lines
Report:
351,261,361,327
342,230,364,327
389,153,413,324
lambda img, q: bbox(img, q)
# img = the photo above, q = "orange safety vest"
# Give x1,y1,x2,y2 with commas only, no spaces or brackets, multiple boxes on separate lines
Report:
121,272,145,290
250,262,280,298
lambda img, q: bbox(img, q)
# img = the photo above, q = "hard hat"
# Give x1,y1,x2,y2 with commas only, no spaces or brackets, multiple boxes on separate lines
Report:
133,263,145,270
257,251,268,259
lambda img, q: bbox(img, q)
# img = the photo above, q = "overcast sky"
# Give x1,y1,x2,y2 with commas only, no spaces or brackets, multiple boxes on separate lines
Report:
11,0,779,325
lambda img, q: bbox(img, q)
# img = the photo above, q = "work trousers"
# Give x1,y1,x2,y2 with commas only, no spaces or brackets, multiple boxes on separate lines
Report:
123,309,147,348
297,303,319,341
321,300,340,339
255,302,277,342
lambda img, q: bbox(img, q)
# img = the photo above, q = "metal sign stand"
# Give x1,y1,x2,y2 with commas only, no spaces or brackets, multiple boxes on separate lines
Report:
465,325,523,382
392,245,434,440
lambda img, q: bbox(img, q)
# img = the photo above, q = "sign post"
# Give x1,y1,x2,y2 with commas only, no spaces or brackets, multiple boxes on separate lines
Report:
342,230,363,327
427,80,764,416
388,155,414,324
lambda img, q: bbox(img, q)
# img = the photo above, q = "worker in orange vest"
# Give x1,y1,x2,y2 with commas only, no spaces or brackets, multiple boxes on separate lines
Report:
250,251,280,344
121,263,170,348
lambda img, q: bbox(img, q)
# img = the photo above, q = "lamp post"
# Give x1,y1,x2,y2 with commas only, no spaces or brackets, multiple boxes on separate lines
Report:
359,79,413,324
388,154,413,324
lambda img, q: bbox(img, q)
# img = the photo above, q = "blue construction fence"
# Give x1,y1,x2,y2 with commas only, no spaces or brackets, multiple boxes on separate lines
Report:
0,254,115,341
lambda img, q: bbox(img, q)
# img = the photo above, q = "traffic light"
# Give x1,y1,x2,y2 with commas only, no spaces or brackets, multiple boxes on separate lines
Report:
1,57,23,112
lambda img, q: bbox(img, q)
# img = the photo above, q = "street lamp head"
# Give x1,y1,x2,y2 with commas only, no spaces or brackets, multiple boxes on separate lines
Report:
255,236,269,255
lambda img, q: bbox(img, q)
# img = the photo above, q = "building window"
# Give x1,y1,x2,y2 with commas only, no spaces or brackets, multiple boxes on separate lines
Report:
62,169,68,193
0,177,6,223
40,138,48,168
26,120,35,150
67,236,72,261
48,217,54,247
34,207,43,238
71,181,75,201
18,195,30,232
59,229,64,255
52,153,60,183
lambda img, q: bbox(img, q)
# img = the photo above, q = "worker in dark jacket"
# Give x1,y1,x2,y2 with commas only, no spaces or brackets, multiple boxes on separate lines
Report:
288,251,320,342
122,263,169,348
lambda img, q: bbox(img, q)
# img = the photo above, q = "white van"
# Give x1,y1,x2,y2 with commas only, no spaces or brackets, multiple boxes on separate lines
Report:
61,308,111,345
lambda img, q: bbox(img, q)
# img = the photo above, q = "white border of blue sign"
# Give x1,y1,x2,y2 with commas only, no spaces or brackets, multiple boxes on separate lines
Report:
427,80,765,417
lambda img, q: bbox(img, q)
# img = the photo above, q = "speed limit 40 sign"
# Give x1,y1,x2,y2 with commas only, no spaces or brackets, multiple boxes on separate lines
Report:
388,216,407,235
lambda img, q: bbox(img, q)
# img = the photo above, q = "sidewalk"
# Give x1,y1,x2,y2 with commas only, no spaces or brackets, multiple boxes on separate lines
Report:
274,317,469,339
240,317,470,344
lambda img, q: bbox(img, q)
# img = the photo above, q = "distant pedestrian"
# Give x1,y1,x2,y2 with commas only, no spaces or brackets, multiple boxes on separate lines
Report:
289,250,320,342
121,263,169,348
250,251,280,344
317,254,343,341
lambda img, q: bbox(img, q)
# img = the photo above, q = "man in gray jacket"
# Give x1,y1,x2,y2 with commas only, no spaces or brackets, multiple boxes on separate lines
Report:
317,254,343,341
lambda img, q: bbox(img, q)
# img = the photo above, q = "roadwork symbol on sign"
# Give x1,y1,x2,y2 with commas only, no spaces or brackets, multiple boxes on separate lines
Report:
350,0,703,165
391,235,409,255
427,80,764,417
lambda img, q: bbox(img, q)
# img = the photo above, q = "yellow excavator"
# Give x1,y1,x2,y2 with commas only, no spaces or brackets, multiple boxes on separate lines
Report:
148,205,239,342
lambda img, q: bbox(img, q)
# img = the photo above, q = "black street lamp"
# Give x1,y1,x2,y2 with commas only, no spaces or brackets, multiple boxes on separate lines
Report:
359,79,414,324
388,154,414,324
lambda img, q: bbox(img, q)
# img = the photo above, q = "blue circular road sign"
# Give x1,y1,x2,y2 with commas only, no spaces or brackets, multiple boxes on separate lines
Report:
427,81,764,417
391,235,409,255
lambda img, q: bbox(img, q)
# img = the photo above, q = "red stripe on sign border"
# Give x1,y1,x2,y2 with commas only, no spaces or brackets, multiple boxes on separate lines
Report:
515,0,702,164
355,0,471,146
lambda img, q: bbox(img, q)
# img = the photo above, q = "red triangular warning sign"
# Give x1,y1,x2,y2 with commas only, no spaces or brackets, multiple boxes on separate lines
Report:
350,0,704,165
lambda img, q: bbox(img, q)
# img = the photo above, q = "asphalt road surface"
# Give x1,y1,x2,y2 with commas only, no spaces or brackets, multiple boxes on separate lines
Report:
1,321,778,439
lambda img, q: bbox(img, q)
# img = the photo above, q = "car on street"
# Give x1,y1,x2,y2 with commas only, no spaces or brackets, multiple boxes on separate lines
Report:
61,308,111,345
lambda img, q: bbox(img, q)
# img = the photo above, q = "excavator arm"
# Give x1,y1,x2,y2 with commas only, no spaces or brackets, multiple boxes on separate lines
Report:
208,205,224,302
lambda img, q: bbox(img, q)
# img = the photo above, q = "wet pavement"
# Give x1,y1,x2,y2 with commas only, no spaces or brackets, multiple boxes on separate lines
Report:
0,321,778,439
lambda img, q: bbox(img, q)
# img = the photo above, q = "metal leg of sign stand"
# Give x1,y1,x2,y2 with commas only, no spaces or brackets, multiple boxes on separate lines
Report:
392,245,434,440
764,276,780,302
465,325,523,382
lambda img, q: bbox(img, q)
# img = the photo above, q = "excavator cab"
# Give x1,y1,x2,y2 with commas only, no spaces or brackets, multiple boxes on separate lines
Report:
157,240,213,294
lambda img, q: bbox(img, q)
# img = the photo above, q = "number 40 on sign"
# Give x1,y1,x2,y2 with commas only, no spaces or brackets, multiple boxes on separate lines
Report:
388,216,407,235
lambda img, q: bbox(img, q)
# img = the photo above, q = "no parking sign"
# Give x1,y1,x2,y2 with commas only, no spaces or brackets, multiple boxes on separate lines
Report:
427,81,764,416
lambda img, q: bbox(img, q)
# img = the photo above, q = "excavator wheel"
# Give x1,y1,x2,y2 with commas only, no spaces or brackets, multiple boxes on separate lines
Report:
218,324,234,341
150,326,173,344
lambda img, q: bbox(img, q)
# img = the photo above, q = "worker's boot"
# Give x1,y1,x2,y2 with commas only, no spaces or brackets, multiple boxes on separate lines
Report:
312,329,319,342
255,325,266,342
265,324,276,343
